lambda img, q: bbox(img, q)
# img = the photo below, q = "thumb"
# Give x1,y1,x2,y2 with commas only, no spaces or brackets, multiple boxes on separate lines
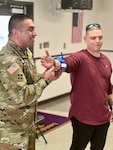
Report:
48,66,55,72
45,50,50,57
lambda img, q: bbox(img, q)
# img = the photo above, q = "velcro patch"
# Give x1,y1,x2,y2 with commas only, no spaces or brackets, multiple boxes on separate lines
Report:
7,63,20,74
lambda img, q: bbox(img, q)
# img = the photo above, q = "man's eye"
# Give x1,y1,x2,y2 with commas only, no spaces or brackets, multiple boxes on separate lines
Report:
91,36,102,40
91,37,96,40
98,36,102,40
28,29,33,32
28,27,34,32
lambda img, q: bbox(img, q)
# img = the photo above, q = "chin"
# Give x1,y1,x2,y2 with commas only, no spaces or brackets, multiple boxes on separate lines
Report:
94,48,100,51
29,42,34,47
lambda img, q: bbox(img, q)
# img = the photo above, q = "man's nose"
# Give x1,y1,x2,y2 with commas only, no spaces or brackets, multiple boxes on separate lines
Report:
33,31,37,36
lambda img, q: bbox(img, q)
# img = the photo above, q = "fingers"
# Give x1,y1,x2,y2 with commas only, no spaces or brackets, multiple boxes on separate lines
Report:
43,67,62,81
40,50,49,59
40,59,44,64
55,70,62,78
45,50,50,57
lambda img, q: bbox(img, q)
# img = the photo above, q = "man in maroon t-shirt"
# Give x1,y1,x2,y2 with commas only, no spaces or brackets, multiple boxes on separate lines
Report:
41,23,113,150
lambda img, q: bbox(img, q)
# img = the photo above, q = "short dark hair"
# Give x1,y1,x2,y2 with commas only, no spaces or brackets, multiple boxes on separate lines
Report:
8,14,32,36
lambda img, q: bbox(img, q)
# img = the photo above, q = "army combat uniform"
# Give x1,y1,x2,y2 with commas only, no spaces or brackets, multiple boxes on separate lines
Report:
0,41,48,150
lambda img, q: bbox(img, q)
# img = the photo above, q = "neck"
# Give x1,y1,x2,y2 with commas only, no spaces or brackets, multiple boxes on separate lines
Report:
87,49,100,58
9,37,26,51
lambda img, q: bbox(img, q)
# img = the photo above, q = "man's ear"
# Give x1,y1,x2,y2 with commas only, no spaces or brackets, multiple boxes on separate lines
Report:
83,36,87,42
12,28,19,36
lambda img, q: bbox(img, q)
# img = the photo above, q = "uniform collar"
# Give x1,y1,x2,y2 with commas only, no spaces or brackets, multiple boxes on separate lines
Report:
8,40,28,59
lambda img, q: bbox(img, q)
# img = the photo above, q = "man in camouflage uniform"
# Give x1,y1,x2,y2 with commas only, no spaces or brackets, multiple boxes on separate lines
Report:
0,14,59,150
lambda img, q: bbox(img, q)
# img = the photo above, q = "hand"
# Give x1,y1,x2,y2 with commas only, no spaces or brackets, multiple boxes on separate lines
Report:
54,70,62,80
42,67,62,82
41,50,53,69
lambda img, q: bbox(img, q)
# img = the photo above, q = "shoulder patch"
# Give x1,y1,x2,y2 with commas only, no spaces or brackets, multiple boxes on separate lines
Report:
7,63,20,74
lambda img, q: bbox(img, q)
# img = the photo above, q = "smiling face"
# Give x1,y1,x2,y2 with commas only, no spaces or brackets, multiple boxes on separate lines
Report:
16,19,37,49
84,28,103,55
9,15,37,50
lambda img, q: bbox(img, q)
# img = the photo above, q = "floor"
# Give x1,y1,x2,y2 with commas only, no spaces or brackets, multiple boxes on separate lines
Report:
36,94,113,150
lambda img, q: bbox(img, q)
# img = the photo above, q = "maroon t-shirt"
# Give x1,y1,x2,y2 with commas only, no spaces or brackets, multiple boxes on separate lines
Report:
65,49,112,125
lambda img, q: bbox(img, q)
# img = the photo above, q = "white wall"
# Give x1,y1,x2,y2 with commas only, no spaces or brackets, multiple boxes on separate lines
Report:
98,0,113,50
19,0,100,57
33,0,101,57
17,0,113,101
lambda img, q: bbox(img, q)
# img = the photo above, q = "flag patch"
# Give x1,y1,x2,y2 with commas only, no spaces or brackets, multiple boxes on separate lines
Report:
7,63,20,74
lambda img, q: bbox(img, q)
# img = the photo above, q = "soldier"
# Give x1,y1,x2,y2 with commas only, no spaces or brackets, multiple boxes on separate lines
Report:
0,14,60,150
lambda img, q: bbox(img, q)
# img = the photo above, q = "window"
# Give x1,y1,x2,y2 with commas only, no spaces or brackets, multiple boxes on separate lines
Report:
0,16,10,50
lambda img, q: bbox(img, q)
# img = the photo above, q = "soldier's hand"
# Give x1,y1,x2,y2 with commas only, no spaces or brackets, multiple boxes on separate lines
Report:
41,50,53,69
42,66,55,81
54,70,62,80
42,67,62,81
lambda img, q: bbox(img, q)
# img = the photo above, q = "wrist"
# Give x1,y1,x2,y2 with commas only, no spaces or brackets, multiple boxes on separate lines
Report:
44,78,51,85
54,53,67,71
53,59,62,71
40,77,51,86
53,59,56,67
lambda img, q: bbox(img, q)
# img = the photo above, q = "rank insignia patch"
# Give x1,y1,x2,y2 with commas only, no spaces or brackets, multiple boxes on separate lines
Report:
7,63,20,74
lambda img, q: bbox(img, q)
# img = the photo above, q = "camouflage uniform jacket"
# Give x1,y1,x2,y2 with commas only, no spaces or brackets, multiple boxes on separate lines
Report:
0,41,47,149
